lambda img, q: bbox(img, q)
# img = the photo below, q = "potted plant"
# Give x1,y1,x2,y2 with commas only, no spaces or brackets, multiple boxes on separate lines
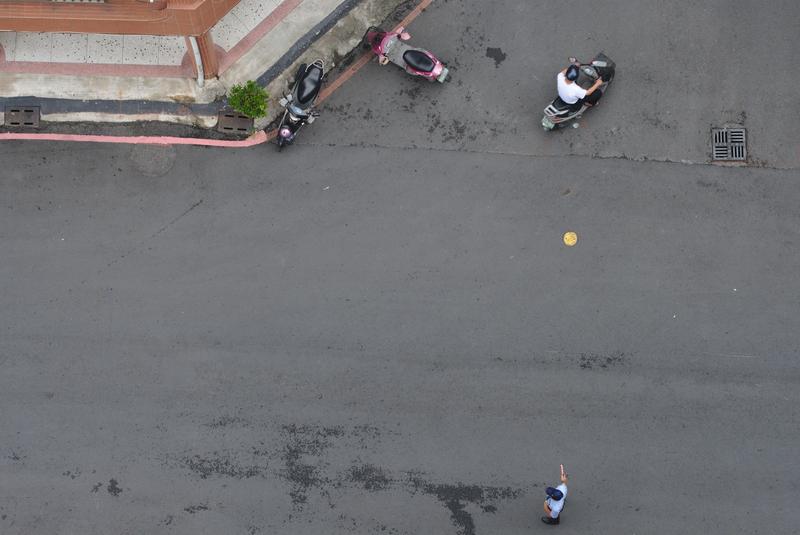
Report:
228,80,268,118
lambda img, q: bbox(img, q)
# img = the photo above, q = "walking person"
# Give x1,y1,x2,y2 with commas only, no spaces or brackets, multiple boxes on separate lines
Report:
542,464,569,525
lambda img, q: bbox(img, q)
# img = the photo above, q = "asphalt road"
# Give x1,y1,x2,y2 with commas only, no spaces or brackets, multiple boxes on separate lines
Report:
2,1,800,534
317,0,800,169
1,141,798,534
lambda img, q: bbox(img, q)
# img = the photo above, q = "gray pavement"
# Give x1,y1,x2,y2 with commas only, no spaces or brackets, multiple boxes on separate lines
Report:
1,141,798,534
315,0,800,169
2,0,800,533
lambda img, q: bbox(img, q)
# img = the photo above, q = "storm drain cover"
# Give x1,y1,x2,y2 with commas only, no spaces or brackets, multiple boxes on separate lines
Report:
216,110,253,134
5,106,41,128
712,127,746,161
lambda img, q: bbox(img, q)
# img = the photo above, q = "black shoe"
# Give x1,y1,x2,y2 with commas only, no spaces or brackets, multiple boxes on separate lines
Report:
541,516,560,525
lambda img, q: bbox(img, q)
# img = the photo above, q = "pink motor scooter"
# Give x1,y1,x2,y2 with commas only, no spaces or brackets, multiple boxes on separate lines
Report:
364,26,449,83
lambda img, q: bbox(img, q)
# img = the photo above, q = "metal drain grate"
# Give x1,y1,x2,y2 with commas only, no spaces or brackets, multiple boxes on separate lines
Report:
712,127,746,161
216,110,253,134
5,106,41,128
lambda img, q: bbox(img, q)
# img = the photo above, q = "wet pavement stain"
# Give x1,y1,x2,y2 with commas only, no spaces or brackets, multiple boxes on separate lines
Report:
408,476,523,535
279,424,343,508
442,119,468,143
578,351,628,370
183,452,266,479
485,47,507,68
106,478,122,497
168,421,520,530
184,504,209,514
347,463,390,491
61,469,80,479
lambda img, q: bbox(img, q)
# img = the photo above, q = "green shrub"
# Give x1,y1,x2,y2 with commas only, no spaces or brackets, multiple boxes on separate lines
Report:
228,80,269,118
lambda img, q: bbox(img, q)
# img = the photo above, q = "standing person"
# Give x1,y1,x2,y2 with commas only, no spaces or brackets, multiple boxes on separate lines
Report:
542,464,569,525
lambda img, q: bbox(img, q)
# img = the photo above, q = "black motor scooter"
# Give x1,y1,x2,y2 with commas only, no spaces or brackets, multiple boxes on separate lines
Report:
276,59,324,150
541,53,615,130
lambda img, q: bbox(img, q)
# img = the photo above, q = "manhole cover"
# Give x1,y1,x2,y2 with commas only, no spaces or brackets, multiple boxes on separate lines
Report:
5,106,41,128
712,127,746,161
217,110,253,134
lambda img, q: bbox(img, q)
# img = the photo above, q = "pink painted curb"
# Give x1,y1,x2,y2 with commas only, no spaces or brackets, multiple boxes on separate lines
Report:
0,130,268,147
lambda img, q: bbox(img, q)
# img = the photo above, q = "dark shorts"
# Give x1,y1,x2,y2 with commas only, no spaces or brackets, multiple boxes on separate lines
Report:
583,90,601,105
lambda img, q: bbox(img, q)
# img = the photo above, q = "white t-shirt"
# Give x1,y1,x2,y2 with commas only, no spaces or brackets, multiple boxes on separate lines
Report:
546,484,568,519
557,72,587,104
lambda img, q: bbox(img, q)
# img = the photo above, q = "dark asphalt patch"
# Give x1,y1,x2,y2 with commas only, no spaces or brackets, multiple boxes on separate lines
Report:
408,475,523,535
184,504,209,514
167,421,523,529
106,478,123,497
183,453,267,479
485,47,507,68
279,424,344,508
348,463,391,491
577,351,628,370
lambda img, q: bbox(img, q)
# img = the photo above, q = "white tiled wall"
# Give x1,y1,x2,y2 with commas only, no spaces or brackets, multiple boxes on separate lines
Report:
0,31,18,61
14,32,53,62
51,33,90,63
86,34,124,64
212,0,283,50
0,32,186,65
0,0,286,65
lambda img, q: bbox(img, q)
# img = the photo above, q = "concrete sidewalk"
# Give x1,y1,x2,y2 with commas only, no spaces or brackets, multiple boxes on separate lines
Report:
0,0,404,129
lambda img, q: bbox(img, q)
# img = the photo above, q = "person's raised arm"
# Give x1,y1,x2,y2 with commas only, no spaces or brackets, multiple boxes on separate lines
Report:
584,77,604,96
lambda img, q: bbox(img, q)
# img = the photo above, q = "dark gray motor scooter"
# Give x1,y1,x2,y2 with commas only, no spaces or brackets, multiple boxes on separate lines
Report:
276,59,324,150
542,53,615,130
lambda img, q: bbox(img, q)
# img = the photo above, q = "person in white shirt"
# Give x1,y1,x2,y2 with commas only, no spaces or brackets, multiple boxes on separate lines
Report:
542,464,569,525
557,63,603,109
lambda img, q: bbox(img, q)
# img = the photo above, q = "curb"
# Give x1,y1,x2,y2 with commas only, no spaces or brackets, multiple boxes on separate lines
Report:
0,130,269,147
0,0,434,148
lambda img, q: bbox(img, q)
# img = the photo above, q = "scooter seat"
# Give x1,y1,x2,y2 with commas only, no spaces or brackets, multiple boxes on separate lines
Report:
403,50,435,73
297,65,323,105
553,96,582,112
